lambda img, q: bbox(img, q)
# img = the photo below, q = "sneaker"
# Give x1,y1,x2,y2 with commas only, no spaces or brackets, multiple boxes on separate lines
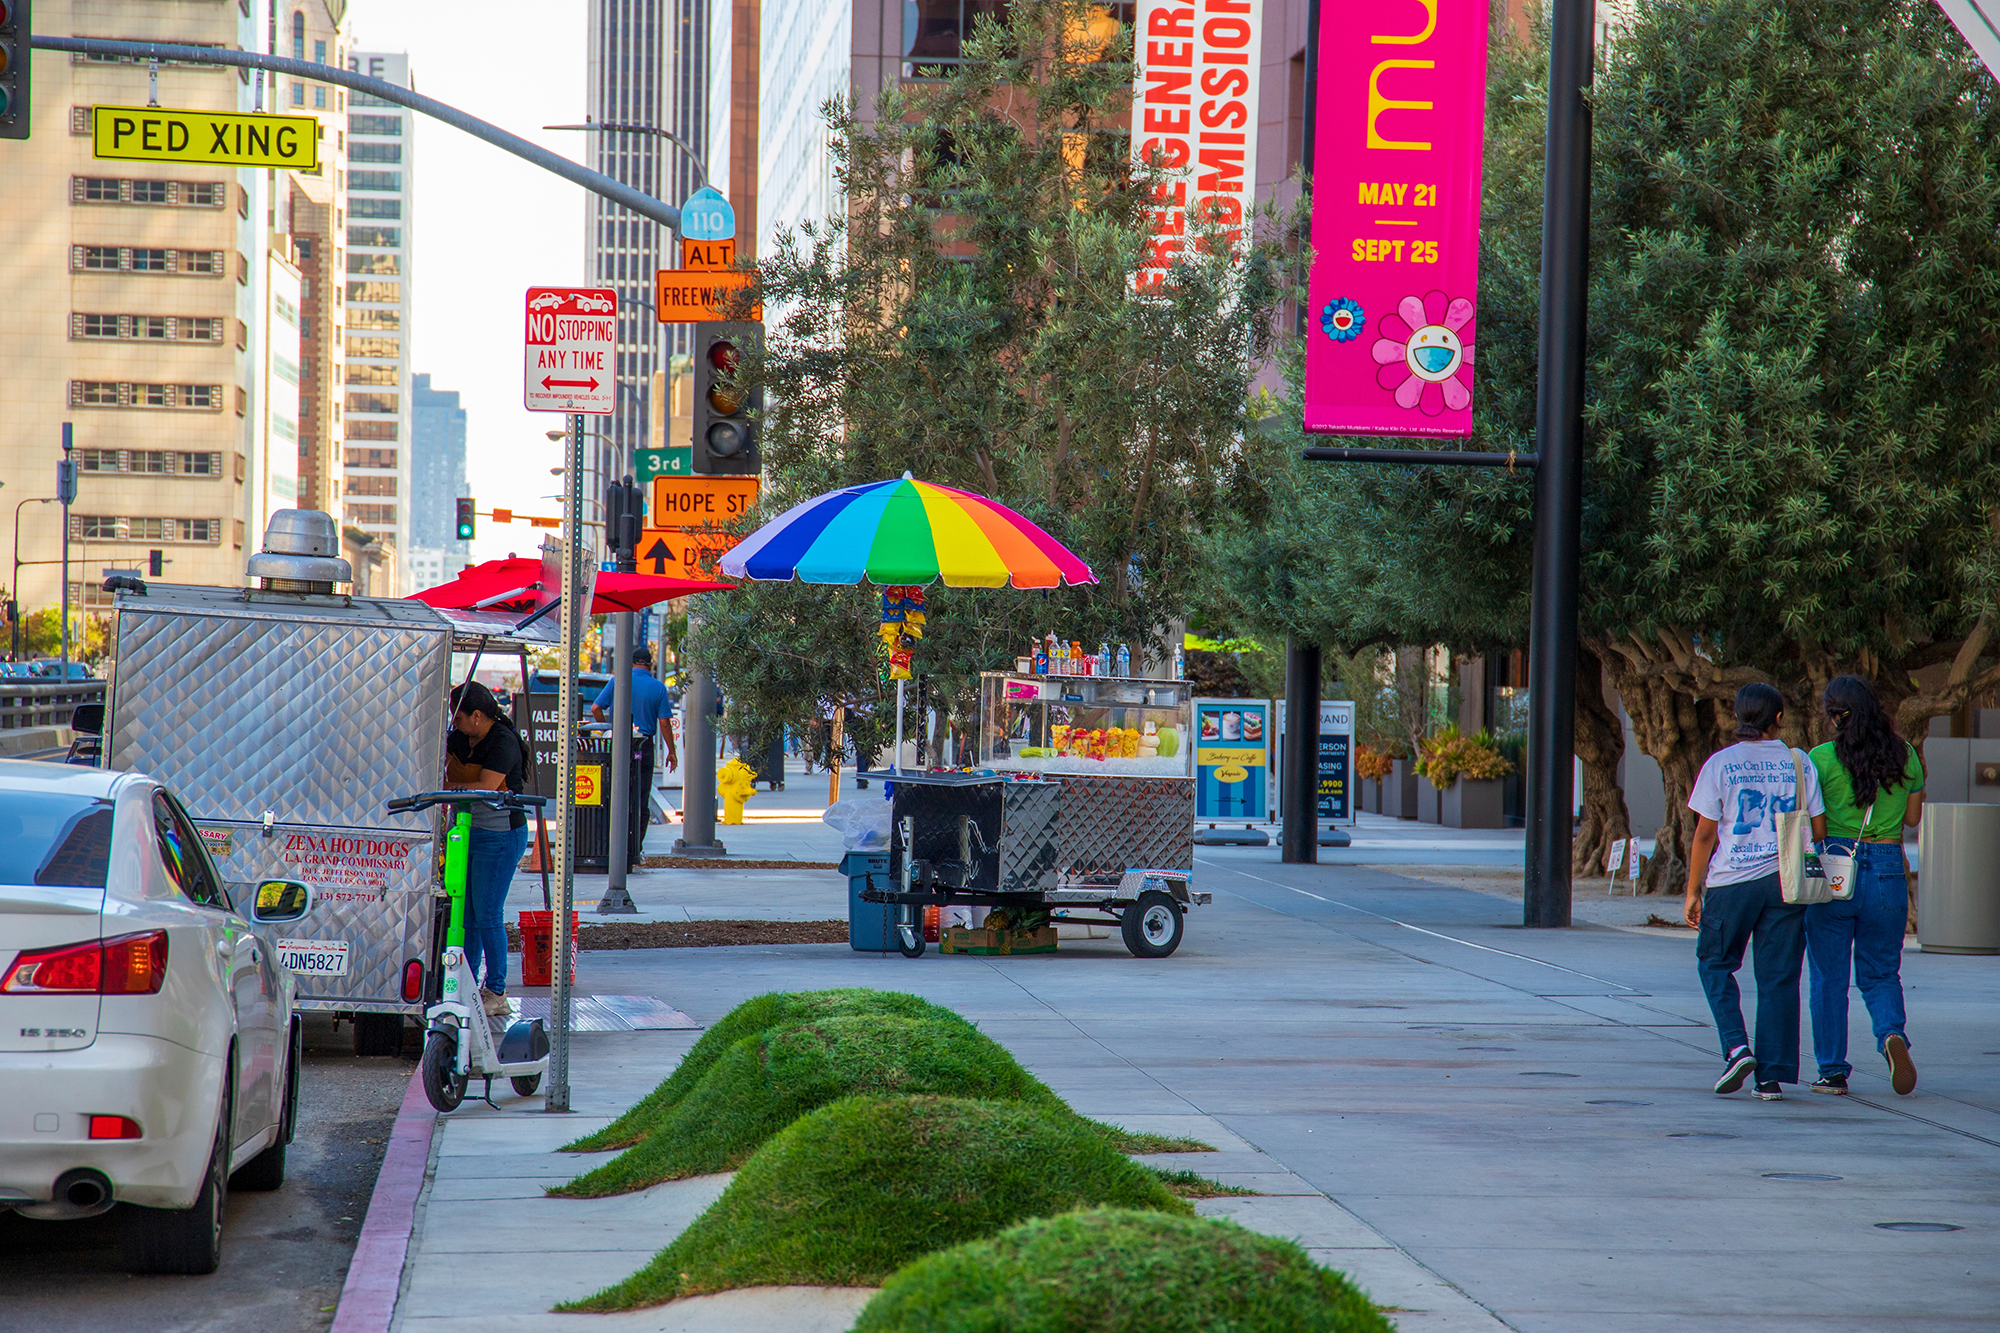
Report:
1715,1046,1757,1095
1752,1081,1784,1101
481,987,512,1018
1884,1034,1917,1095
1810,1074,1849,1095
1712,1048,1760,1088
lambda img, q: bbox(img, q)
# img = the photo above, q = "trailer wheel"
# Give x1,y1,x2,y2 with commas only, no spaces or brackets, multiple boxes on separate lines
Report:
896,920,926,958
422,1032,467,1112
510,1074,543,1097
353,1012,405,1057
1121,890,1184,958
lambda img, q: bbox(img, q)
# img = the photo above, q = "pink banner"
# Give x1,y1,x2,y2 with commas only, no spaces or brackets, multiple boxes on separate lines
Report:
1303,0,1488,437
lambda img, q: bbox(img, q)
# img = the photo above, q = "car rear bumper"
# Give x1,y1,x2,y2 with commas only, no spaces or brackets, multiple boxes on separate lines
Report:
0,1034,223,1211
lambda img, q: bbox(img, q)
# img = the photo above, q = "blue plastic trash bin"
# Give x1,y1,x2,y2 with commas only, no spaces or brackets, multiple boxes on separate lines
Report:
842,851,894,952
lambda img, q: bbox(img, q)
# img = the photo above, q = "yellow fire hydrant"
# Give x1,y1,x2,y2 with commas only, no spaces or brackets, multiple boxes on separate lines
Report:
717,758,759,825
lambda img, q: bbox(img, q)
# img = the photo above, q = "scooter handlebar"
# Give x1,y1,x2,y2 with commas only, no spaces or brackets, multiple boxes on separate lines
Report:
385,790,551,815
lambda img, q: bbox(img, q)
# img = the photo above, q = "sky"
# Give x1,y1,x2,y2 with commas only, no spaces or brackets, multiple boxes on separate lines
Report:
345,0,590,565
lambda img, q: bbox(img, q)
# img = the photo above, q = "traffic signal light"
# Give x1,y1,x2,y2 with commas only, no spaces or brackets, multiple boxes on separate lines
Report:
455,498,476,541
604,477,643,564
0,0,30,142
691,321,761,476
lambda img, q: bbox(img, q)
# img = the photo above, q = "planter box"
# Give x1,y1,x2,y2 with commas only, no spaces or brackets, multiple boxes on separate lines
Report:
1443,776,1507,829
1385,760,1422,820
1358,776,1381,815
1417,779,1443,825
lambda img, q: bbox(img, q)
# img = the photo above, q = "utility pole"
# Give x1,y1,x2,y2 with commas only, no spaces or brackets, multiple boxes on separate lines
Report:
57,425,76,681
1281,638,1321,863
600,477,643,913
547,412,587,1113
1523,0,1595,929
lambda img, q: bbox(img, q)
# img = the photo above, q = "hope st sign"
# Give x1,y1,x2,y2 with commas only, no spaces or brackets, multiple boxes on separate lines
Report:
1303,0,1487,438
93,106,320,170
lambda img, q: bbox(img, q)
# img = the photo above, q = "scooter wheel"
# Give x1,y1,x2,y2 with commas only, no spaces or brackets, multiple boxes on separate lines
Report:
510,1074,543,1097
422,1031,467,1112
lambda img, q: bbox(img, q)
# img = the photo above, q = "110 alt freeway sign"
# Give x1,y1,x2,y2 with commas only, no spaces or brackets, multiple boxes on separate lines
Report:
523,288,617,414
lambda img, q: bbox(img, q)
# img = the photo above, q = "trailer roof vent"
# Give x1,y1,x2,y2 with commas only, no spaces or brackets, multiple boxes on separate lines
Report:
246,509,352,594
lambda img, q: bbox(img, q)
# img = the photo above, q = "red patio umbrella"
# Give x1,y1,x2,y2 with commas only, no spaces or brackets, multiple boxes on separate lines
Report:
411,557,732,618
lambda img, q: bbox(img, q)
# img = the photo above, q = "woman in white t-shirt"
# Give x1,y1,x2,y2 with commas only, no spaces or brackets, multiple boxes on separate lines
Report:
1683,682,1826,1101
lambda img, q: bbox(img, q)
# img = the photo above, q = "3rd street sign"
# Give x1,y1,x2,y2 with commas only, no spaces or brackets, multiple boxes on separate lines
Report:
523,287,617,414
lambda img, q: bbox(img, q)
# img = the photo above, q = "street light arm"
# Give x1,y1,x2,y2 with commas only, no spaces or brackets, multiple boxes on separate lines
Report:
31,36,684,235
544,122,710,192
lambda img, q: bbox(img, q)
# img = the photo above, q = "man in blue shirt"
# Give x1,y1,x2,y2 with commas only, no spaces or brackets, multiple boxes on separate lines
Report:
592,647,677,846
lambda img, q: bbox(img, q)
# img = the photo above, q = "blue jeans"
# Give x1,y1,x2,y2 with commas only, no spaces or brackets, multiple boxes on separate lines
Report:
1805,840,1910,1077
463,824,528,994
1696,872,1805,1083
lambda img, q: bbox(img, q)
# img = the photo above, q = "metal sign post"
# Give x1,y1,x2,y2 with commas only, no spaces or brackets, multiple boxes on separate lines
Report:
548,411,587,1112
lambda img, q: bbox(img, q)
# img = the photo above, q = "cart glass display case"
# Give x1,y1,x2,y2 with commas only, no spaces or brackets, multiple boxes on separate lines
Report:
977,672,1194,779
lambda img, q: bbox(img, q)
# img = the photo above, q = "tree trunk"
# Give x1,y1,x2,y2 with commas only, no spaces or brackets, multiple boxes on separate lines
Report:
1571,646,1631,873
1601,646,1726,896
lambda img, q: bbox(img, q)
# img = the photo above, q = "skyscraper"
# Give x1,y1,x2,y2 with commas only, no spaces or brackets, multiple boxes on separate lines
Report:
586,0,711,488
408,373,468,585
343,50,416,587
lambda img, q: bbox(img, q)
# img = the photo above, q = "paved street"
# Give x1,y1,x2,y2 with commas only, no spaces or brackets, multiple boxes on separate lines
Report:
1,1015,410,1333
436,846,1998,1331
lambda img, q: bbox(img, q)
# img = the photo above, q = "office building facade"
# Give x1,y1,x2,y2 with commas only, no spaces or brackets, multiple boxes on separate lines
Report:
407,373,468,587
343,50,415,585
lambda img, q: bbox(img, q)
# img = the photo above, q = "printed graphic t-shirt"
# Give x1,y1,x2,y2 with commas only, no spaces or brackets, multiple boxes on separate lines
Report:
1686,739,1825,887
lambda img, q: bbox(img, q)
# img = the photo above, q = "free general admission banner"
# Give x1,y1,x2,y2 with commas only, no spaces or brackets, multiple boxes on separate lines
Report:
1130,0,1263,289
1304,0,1488,436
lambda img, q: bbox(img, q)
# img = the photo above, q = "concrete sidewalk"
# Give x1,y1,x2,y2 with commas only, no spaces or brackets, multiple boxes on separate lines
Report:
376,846,1997,1331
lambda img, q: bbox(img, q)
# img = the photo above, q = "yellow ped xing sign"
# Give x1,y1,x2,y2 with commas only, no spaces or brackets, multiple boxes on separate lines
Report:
93,105,321,170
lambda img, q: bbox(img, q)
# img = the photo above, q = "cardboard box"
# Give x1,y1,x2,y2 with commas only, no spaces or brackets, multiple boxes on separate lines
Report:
940,925,1058,956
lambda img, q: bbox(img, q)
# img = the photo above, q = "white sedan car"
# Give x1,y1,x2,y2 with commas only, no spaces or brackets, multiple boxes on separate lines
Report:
0,761,315,1274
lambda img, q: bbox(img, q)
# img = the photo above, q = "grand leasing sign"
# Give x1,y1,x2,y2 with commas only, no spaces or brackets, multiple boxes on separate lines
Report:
1303,0,1487,437
1130,0,1263,290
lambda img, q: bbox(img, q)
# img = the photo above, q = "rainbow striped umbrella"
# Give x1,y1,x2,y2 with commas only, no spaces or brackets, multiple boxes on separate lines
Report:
720,473,1096,588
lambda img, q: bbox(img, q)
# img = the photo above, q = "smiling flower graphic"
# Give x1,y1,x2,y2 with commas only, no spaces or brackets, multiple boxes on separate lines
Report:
1320,297,1364,343
1371,291,1476,415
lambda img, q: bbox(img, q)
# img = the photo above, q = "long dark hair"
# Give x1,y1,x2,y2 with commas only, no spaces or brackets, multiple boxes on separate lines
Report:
1732,682,1785,740
1825,675,1905,808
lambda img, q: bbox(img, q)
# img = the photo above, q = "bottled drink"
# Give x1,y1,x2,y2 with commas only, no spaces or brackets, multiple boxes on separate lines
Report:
1172,642,1184,680
1098,642,1111,678
1117,643,1131,677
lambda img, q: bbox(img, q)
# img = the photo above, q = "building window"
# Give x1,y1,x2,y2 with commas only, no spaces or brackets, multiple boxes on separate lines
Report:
346,475,397,496
71,247,225,276
79,246,120,271
78,515,120,539
345,281,402,304
345,363,398,386
314,38,326,64
292,11,305,59
129,179,171,204
345,392,398,414
275,354,301,386
68,381,224,411
346,504,397,525
314,86,327,109
344,445,398,465
77,313,122,338
349,141,402,163
348,114,403,136
78,383,122,405
292,83,305,106
348,308,400,331
350,197,401,219
904,0,1011,75
80,177,121,201
345,335,400,359
80,449,122,472
349,171,402,193
185,182,223,207
130,249,172,272
347,252,400,275
347,227,401,248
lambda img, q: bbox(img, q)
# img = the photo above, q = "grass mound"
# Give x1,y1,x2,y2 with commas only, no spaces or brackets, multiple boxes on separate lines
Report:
553,1014,1068,1197
558,1096,1192,1312
564,988,972,1153
853,1207,1393,1333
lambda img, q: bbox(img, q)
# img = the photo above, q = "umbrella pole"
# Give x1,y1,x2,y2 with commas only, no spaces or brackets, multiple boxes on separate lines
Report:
894,678,905,774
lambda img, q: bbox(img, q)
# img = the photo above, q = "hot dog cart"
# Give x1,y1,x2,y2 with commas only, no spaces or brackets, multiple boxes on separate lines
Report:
862,671,1207,958
103,512,559,1054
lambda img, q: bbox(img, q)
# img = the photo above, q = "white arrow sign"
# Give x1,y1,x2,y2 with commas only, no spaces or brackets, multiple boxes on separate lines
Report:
523,287,618,415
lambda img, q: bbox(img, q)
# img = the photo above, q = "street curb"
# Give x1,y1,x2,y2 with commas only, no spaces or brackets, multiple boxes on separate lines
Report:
329,1068,436,1333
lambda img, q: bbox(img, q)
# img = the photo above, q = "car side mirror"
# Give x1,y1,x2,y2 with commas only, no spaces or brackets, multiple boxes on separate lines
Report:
71,702,104,736
251,879,314,923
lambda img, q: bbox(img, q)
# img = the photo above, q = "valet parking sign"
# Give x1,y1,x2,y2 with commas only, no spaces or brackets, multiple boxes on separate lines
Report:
1130,0,1263,289
1304,0,1488,437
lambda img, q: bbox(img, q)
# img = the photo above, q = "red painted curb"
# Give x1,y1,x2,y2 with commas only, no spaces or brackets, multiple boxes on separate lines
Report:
330,1068,437,1333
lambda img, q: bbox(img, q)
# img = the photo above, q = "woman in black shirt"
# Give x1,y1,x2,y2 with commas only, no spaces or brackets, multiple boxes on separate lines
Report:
447,682,527,1017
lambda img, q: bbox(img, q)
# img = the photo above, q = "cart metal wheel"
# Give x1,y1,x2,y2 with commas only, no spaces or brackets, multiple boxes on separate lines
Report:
1121,890,1184,958
896,914,926,958
511,1073,543,1097
422,1031,467,1111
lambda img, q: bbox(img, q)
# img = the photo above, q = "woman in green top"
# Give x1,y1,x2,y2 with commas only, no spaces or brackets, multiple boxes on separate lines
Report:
1804,675,1923,1096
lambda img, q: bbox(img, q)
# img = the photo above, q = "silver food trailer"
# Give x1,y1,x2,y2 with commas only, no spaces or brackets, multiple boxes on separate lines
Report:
866,671,1208,958
103,512,557,1054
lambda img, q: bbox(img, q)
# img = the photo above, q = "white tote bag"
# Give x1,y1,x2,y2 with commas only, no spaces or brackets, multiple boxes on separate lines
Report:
1777,749,1834,905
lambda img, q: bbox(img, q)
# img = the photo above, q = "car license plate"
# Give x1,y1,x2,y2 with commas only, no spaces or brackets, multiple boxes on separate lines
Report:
278,938,350,977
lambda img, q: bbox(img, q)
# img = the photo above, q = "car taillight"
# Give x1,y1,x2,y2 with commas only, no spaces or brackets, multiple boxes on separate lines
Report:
402,959,423,1003
89,1115,142,1139
2,931,169,995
